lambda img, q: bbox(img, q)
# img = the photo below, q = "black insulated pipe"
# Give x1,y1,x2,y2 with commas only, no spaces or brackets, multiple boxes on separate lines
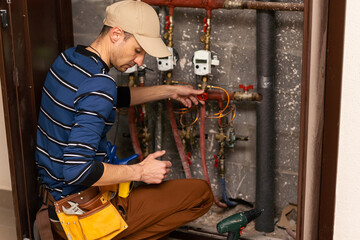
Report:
255,0,276,232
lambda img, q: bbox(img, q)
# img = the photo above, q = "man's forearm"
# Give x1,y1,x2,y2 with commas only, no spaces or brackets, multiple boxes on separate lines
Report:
92,163,142,186
130,85,174,106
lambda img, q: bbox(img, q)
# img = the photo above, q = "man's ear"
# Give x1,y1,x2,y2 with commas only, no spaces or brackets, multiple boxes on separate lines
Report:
110,27,125,43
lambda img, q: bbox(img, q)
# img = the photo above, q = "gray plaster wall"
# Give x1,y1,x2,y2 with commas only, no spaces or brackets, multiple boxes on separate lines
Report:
72,0,303,232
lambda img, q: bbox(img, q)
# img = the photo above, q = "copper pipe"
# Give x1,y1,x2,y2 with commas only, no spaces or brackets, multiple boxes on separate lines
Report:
167,100,192,178
128,106,144,162
200,104,228,208
143,0,304,12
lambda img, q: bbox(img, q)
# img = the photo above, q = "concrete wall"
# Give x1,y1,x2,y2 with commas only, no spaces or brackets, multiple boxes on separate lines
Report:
72,0,302,228
333,0,360,238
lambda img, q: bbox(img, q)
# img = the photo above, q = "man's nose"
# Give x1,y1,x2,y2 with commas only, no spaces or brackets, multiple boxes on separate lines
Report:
134,53,145,66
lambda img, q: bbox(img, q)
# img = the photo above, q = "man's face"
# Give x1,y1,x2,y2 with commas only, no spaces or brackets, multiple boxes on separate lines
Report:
111,34,146,72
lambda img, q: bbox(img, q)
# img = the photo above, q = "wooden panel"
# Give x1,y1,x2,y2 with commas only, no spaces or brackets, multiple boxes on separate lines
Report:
27,0,74,116
0,0,73,238
0,1,32,238
297,0,312,239
318,0,346,239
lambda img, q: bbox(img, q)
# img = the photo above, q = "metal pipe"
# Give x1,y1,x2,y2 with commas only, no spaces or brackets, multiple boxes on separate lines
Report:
167,100,192,179
154,6,168,154
216,101,237,207
224,0,304,11
200,104,228,208
128,106,144,162
143,0,304,12
255,0,276,232
128,74,144,162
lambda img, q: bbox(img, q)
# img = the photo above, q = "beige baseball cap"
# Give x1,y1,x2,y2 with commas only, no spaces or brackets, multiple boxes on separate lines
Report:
103,0,171,58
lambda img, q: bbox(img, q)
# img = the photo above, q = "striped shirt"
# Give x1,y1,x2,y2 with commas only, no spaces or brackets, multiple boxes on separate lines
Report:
35,45,130,200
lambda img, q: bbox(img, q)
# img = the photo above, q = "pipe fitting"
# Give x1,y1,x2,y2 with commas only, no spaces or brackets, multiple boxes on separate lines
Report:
224,0,243,9
216,130,227,143
233,91,262,101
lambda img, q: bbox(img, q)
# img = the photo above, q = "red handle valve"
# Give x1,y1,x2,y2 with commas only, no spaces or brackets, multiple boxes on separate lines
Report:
214,154,219,168
197,92,208,101
239,84,254,92
203,18,209,33
186,152,192,165
165,16,170,30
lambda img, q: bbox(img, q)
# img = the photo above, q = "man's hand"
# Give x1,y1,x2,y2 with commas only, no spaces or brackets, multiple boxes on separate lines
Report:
171,85,205,108
138,150,172,184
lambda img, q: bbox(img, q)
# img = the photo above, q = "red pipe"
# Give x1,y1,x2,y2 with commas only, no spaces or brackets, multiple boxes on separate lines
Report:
128,106,144,162
142,0,224,9
167,100,192,178
207,90,235,101
143,0,304,12
200,104,228,208
143,0,223,17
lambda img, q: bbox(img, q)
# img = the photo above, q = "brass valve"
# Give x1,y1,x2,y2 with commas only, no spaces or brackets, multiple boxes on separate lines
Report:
216,129,227,143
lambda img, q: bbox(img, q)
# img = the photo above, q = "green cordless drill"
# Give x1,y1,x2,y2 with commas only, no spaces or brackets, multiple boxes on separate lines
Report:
216,209,262,240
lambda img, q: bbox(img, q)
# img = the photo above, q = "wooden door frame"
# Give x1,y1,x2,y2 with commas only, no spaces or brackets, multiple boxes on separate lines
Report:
0,0,73,238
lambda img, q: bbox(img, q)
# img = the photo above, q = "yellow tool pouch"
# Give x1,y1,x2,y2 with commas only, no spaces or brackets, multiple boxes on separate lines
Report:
54,187,127,240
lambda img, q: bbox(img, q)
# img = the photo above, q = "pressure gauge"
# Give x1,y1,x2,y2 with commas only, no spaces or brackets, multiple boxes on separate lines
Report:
193,50,219,76
156,47,178,72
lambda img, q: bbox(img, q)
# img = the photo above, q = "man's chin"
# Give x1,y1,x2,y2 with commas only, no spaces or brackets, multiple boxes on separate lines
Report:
116,66,129,72
119,65,134,72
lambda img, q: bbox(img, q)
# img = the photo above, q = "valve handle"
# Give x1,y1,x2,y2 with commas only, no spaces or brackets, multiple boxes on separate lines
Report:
197,92,208,101
239,84,254,91
165,15,170,30
203,18,209,33
214,154,219,168
186,152,192,165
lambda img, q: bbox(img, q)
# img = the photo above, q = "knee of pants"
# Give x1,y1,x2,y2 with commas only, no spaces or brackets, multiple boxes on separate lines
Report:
192,179,214,206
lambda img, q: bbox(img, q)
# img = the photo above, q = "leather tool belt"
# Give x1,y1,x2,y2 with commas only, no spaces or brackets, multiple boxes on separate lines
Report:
36,182,133,240
54,187,128,240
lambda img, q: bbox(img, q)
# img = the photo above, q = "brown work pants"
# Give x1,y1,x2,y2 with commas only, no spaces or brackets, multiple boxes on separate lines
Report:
53,178,213,239
114,178,213,240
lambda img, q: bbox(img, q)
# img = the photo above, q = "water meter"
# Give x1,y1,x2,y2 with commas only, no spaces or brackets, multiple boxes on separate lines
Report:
156,47,178,71
192,50,219,76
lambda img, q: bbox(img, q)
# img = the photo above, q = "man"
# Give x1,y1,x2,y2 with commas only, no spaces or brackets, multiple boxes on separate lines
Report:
35,0,213,239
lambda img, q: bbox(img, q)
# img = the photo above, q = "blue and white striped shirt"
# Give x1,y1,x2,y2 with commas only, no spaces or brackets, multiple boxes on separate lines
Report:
35,45,130,200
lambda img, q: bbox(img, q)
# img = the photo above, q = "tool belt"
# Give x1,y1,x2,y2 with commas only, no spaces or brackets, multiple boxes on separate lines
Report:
36,183,132,240
54,186,127,240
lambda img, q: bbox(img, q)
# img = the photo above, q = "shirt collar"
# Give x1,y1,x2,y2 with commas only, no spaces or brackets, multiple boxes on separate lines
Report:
75,45,110,73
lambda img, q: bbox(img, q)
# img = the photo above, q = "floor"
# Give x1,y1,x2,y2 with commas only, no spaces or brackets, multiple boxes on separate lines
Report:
0,190,17,240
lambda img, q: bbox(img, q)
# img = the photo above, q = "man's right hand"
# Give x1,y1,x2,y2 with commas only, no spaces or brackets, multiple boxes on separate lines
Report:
93,150,171,186
138,150,172,184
